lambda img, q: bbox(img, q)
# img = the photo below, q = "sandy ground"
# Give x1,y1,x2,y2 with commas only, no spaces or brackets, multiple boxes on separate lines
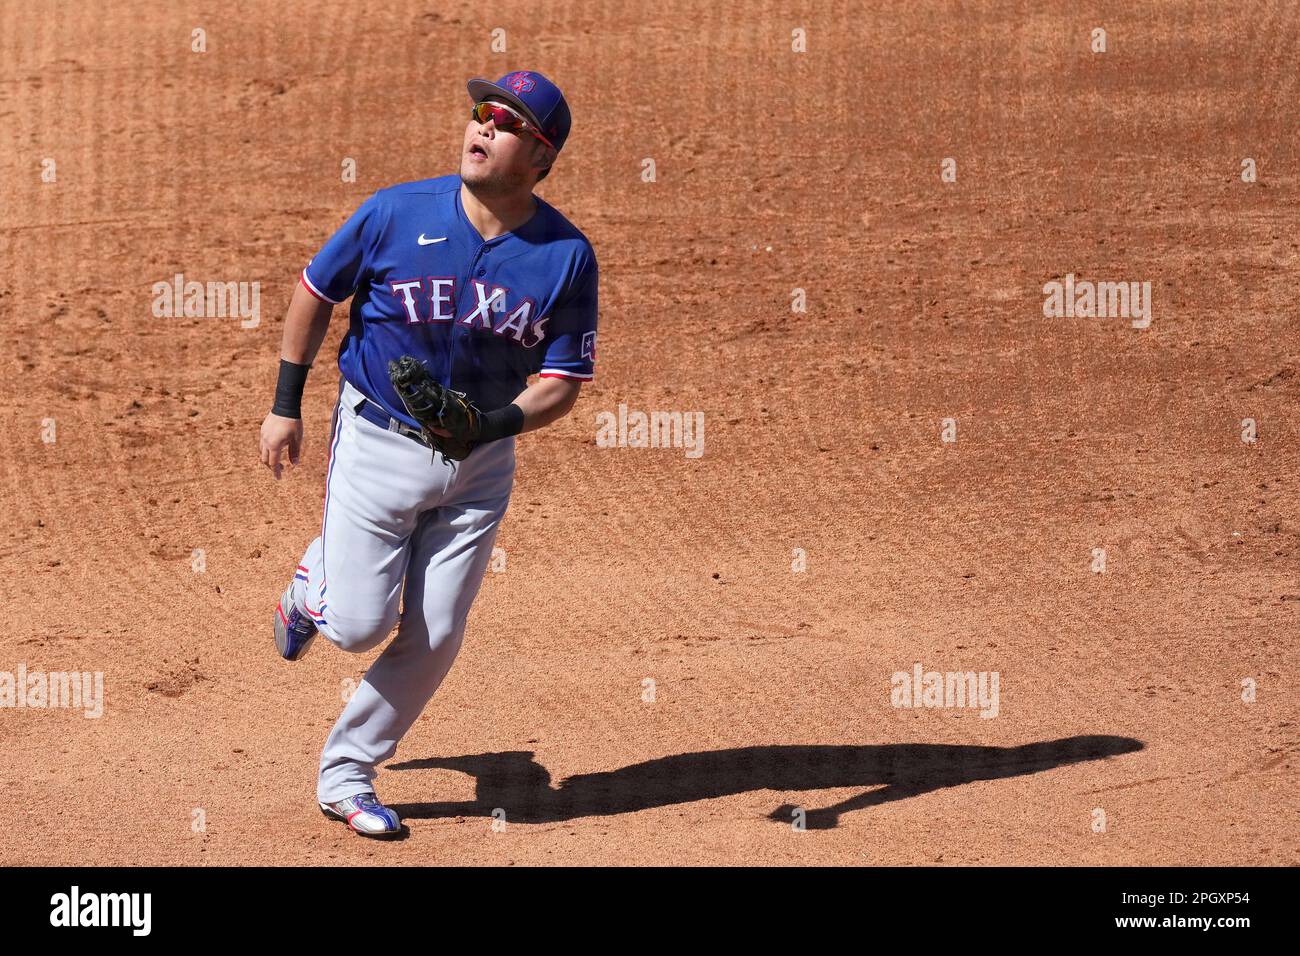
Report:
0,0,1295,865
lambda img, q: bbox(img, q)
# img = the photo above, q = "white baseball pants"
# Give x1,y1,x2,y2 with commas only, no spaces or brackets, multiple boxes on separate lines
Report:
296,379,514,804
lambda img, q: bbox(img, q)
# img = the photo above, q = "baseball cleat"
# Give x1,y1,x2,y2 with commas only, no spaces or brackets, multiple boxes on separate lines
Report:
319,792,403,837
274,581,318,661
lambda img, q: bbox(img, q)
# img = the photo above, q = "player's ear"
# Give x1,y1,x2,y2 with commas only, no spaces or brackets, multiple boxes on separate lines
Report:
531,140,556,175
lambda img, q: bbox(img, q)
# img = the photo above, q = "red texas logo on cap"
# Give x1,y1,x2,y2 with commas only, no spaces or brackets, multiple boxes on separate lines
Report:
506,72,536,94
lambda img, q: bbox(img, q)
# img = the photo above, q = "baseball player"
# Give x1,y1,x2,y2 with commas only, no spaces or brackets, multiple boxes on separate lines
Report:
258,71,597,837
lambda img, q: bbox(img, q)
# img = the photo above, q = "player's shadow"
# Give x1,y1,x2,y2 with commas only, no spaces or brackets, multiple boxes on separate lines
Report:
389,735,1143,829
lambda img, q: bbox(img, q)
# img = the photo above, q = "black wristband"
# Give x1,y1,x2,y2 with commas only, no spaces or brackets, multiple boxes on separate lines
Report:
271,359,311,419
477,403,525,444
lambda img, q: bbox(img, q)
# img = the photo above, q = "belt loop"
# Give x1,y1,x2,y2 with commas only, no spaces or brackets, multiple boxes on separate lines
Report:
342,380,368,414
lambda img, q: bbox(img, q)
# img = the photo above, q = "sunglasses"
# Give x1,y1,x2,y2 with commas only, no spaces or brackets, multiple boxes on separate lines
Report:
471,100,554,149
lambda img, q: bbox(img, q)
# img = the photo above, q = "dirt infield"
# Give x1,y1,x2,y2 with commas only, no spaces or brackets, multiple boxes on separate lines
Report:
1,0,1296,865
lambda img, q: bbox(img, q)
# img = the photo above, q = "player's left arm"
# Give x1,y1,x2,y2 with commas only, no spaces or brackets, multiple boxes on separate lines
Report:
513,376,583,433
425,376,580,442
511,246,597,435
421,376,581,443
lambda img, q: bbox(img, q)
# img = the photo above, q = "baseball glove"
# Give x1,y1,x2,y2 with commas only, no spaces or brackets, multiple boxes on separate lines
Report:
388,356,482,462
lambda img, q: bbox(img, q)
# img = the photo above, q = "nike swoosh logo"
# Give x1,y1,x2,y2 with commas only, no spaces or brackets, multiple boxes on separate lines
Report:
418,234,447,246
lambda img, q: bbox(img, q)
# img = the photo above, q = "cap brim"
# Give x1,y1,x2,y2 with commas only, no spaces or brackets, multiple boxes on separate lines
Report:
466,78,543,130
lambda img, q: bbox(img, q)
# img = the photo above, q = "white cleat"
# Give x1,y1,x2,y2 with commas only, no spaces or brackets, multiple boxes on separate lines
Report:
319,792,403,837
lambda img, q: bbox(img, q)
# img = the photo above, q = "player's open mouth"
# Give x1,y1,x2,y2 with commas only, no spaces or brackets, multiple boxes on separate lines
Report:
468,144,488,159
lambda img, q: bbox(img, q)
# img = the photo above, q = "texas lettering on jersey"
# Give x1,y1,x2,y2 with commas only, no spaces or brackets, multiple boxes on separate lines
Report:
300,175,598,426
386,276,551,349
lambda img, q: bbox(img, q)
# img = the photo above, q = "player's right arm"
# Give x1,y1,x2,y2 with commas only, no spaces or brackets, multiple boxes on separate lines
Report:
259,282,335,479
259,191,385,478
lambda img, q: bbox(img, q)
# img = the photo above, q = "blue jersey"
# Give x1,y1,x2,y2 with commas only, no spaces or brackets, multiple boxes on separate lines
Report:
301,175,598,424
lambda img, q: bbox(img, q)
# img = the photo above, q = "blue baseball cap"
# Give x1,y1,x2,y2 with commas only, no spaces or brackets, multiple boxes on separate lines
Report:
467,70,572,153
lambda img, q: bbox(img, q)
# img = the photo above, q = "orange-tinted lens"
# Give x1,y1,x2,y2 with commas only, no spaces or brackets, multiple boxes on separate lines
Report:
472,101,527,133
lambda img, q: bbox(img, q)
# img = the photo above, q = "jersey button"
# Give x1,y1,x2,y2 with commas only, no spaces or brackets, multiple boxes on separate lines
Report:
477,267,486,276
